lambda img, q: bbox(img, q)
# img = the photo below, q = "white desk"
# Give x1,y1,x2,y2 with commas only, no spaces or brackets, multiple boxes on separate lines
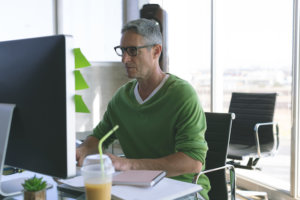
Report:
0,171,202,200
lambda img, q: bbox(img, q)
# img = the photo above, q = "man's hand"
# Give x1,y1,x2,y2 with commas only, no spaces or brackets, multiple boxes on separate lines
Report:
106,153,131,171
76,146,87,167
76,136,100,167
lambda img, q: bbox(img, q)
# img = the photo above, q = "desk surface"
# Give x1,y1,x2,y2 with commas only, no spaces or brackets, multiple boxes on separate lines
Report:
0,171,200,200
0,171,82,200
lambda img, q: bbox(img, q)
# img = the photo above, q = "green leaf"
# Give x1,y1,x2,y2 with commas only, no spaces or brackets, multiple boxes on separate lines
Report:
22,175,47,191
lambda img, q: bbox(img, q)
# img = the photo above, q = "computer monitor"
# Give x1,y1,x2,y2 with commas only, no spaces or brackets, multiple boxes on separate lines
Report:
0,35,76,196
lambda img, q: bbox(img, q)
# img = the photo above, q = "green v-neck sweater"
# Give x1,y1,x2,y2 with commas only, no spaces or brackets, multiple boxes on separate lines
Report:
92,74,210,199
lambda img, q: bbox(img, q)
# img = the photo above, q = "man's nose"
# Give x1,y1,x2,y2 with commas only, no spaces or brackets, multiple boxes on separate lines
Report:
122,52,131,63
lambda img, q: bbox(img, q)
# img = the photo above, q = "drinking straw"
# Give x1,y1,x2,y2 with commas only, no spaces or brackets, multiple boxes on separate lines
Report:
98,125,119,174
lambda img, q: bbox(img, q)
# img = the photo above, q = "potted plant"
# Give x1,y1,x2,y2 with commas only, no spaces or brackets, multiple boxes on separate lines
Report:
22,175,47,200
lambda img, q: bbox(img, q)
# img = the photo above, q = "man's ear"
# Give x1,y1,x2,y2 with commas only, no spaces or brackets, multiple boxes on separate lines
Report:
152,44,162,60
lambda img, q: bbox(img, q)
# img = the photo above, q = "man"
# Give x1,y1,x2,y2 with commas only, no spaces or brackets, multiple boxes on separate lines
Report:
76,18,210,199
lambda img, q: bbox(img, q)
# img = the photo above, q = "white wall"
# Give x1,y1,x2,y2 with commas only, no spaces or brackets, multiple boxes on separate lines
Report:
75,62,130,139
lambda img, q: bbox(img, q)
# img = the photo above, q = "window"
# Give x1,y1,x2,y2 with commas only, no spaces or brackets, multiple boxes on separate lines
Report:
59,0,122,62
0,0,54,41
217,0,293,191
148,0,211,111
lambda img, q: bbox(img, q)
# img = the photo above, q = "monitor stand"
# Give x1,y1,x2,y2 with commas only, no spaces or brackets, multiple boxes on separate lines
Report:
0,103,26,196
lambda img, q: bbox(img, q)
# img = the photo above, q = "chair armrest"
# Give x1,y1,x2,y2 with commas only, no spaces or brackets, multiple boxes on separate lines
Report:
193,164,236,200
254,122,279,157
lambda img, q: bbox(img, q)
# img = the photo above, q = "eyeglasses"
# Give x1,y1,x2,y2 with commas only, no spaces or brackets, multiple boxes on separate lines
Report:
114,45,155,57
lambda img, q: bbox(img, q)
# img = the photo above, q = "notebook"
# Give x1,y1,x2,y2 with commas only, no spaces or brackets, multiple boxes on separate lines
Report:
112,170,166,187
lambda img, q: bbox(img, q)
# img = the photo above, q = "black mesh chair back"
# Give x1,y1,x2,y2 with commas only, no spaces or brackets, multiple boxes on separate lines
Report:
204,112,235,200
227,92,279,169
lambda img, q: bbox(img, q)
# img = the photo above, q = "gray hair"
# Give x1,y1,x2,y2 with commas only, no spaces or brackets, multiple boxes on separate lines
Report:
121,18,162,45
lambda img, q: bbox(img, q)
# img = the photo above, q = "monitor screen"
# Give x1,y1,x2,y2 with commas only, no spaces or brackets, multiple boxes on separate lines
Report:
0,35,76,180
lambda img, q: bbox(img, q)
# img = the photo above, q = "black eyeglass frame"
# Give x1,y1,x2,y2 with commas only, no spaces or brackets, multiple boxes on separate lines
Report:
114,44,156,57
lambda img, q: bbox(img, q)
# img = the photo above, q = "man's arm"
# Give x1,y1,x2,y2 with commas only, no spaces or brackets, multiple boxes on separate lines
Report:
76,135,99,166
107,152,202,177
77,137,203,177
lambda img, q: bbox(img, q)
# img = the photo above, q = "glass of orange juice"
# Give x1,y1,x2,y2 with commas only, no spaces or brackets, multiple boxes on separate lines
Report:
81,154,115,200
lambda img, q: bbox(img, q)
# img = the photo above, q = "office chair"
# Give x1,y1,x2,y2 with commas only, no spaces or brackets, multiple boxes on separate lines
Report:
226,92,279,170
193,112,236,200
